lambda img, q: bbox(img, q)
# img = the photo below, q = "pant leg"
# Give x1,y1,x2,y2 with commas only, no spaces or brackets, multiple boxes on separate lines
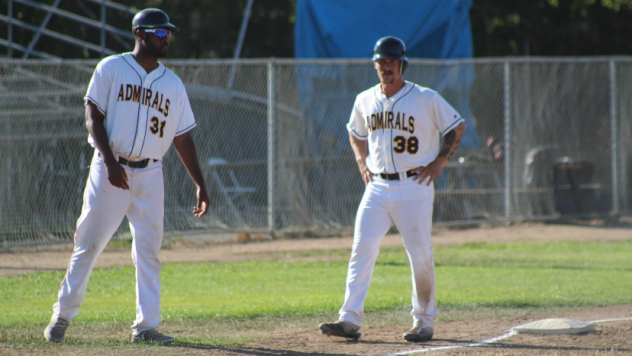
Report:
126,161,164,333
339,180,393,326
54,152,130,321
389,180,436,327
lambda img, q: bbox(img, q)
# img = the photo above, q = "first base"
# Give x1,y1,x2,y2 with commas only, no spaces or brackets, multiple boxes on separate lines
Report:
513,318,595,335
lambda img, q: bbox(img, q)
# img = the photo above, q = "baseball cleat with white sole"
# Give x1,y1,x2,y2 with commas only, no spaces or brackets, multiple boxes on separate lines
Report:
44,315,70,343
403,324,433,342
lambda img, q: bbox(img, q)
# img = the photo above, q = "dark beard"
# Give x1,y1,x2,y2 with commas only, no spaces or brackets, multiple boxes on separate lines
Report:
152,46,167,58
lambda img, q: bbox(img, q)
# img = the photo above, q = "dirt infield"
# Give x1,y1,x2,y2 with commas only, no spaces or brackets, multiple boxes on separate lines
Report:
249,305,632,356
2,219,632,355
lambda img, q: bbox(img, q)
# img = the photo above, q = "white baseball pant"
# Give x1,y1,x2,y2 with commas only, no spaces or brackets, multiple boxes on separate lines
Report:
53,151,164,333
339,175,437,328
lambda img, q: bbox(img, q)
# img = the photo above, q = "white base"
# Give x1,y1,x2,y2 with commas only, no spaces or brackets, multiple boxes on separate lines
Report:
513,318,596,335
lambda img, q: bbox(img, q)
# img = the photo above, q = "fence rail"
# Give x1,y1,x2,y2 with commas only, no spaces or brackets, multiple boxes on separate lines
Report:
1,57,631,248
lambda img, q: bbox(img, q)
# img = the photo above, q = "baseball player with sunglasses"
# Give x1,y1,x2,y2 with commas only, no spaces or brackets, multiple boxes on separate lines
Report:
319,36,466,342
44,8,209,344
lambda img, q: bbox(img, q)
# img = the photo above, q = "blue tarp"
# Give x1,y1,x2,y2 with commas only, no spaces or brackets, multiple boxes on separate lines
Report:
294,0,481,151
296,0,473,60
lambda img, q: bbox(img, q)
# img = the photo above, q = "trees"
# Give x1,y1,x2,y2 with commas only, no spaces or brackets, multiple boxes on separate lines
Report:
1,0,631,59
0,0,295,59
470,0,632,56
154,0,295,59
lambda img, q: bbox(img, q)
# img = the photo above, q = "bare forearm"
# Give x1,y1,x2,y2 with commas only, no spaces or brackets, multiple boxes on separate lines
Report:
349,133,369,169
173,132,210,217
85,103,115,164
438,122,466,161
85,101,130,189
349,132,373,184
173,133,207,191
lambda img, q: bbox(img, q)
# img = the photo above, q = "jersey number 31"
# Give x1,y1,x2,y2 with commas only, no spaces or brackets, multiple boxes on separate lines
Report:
150,116,166,138
393,136,418,154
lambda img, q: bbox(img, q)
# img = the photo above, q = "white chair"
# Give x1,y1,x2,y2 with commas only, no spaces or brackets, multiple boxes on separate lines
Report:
207,158,256,226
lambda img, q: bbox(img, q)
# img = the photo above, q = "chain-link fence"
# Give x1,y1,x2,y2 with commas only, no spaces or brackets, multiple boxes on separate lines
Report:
1,57,631,247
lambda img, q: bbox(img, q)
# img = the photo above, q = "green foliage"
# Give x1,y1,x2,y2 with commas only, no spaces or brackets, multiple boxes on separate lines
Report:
470,0,632,56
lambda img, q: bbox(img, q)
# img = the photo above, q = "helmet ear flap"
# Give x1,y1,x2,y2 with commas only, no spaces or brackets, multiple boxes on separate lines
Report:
401,61,408,75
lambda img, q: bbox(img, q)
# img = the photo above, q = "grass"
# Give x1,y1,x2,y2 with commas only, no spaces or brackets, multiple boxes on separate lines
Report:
1,240,631,350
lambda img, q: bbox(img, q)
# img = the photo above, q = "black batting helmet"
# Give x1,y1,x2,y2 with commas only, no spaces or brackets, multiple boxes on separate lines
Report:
372,36,408,75
132,8,177,32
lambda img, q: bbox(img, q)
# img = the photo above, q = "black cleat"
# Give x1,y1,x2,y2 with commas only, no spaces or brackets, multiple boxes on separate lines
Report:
318,319,361,340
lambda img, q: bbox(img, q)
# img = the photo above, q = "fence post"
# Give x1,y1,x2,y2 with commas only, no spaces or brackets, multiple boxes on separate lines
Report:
609,59,619,215
503,61,512,219
227,0,254,90
267,61,277,238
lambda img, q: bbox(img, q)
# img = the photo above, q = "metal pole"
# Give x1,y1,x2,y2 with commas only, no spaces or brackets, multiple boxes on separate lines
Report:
7,158,12,201
101,0,106,57
609,60,619,215
267,61,277,238
8,0,13,58
503,61,512,219
22,0,61,59
227,0,254,89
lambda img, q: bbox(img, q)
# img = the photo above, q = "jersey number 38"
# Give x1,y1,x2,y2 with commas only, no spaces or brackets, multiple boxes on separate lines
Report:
393,135,418,154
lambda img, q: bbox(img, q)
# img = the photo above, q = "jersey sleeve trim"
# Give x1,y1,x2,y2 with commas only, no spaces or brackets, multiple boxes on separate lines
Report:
441,118,465,136
84,96,106,115
347,125,368,140
176,122,197,136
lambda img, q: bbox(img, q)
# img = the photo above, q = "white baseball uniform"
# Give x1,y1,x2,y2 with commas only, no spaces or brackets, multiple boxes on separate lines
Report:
341,81,463,328
52,53,196,333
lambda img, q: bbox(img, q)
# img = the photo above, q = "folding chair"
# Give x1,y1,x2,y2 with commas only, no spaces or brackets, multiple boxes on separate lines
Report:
207,158,256,226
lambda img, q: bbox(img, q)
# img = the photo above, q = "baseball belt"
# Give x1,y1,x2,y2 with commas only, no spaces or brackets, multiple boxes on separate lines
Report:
373,169,418,181
118,156,158,169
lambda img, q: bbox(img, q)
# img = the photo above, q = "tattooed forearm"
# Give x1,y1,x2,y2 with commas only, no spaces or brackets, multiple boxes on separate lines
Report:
444,130,456,146
439,138,462,160
438,123,465,161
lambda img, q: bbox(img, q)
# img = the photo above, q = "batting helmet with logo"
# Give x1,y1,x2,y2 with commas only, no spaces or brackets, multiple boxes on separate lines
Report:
132,8,177,32
372,36,408,75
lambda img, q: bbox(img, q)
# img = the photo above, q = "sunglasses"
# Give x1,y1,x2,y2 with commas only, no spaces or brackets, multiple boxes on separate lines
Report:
144,28,171,39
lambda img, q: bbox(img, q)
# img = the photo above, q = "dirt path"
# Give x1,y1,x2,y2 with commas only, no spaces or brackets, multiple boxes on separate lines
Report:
2,220,632,277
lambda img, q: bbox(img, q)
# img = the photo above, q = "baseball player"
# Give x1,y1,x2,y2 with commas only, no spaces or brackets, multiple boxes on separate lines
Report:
318,36,466,342
44,8,210,344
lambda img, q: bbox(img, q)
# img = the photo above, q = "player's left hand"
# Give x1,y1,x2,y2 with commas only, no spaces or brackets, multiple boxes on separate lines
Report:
193,187,210,217
411,158,448,186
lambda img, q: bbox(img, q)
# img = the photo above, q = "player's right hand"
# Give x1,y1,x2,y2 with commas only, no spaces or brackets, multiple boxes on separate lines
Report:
106,163,130,190
360,166,373,185
193,188,210,217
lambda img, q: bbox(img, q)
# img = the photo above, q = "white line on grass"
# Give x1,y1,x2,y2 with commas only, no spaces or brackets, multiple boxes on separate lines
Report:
382,330,517,355
591,317,632,323
381,317,632,356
